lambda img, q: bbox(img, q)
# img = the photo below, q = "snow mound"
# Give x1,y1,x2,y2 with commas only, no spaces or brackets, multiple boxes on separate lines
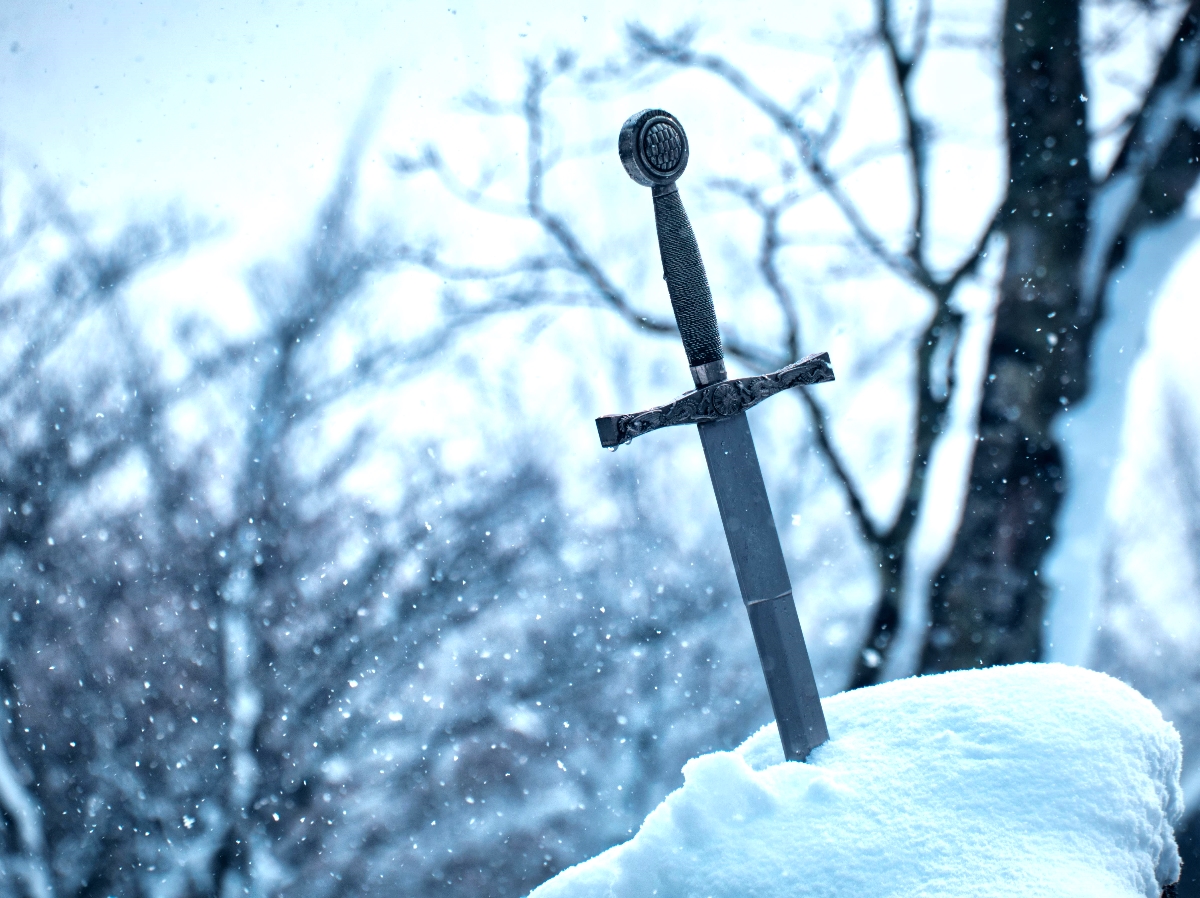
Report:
529,663,1183,898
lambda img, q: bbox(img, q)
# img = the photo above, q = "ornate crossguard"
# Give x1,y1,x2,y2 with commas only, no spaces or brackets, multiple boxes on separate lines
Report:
597,352,833,448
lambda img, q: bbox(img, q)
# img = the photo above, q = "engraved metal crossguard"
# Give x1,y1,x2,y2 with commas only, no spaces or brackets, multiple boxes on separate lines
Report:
596,352,834,448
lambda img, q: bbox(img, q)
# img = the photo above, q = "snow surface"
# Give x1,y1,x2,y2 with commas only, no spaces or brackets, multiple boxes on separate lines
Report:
528,664,1183,898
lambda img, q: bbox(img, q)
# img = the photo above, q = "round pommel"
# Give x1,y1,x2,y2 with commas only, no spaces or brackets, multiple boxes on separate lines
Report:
618,109,689,188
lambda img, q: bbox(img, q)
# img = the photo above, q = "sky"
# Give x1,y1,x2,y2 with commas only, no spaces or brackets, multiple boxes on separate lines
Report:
4,0,1200,683
2,1,599,249
0,0,812,257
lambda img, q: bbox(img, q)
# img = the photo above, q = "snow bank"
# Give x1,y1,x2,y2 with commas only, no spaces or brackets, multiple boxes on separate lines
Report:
529,664,1183,898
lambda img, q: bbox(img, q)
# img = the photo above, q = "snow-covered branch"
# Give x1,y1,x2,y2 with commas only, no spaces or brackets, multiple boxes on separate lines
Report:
1082,1,1200,318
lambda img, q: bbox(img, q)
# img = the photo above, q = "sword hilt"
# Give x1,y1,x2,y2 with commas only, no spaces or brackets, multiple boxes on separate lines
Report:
619,109,725,387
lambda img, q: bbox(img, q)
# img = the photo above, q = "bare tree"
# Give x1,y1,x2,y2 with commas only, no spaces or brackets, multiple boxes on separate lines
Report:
0,98,774,897
924,0,1200,672
391,0,1200,693
391,8,997,690
0,171,195,898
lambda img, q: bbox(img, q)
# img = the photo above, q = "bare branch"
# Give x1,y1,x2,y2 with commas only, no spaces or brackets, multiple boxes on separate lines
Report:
627,23,927,286
391,146,530,219
816,41,874,153
876,0,930,263
910,0,934,70
798,389,883,545
626,22,1000,302
1081,0,1200,319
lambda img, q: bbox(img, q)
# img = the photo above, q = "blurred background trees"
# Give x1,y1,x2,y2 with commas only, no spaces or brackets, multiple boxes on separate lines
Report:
0,106,772,897
1,0,1199,896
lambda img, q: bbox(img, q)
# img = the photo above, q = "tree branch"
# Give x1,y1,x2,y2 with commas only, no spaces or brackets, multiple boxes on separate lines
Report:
1081,0,1200,319
876,0,931,263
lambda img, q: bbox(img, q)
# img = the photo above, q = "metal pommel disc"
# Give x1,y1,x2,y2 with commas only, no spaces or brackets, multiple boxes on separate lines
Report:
618,109,689,188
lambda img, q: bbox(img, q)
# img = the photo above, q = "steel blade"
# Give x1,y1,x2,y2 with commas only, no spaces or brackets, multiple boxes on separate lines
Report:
698,412,828,760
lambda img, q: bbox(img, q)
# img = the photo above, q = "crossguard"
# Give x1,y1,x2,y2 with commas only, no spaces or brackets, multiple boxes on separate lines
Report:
619,109,724,385
596,353,835,449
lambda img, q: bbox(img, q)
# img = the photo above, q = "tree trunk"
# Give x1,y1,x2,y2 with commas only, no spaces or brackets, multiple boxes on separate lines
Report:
923,0,1091,673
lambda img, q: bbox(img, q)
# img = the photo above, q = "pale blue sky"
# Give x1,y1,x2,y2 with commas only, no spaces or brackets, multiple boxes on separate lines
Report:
0,1,798,248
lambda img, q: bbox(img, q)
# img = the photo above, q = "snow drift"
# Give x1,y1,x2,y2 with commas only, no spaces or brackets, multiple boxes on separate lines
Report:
529,663,1183,898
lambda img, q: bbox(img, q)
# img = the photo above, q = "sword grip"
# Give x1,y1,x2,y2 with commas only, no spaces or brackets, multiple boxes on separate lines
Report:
617,109,724,373
652,185,724,369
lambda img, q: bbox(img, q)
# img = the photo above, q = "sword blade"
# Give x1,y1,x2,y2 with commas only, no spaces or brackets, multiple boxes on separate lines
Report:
698,412,829,761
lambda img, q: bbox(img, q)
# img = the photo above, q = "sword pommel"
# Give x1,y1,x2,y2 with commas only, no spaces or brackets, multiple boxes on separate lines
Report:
618,108,690,187
619,109,723,375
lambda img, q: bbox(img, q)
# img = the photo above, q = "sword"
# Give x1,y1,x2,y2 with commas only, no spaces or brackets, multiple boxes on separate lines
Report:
598,109,832,762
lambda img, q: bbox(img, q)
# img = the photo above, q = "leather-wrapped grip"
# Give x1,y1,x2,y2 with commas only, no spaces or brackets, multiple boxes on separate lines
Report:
619,109,724,369
652,185,724,368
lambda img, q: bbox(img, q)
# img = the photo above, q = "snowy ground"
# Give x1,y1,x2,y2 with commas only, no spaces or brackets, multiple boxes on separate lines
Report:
529,664,1183,898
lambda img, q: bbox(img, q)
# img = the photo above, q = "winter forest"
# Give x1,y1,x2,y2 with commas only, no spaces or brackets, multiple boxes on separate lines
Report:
1,0,1199,895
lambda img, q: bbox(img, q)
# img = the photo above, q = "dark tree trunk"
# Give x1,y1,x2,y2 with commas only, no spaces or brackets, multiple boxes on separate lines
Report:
1173,810,1199,898
922,0,1092,673
922,0,1200,675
